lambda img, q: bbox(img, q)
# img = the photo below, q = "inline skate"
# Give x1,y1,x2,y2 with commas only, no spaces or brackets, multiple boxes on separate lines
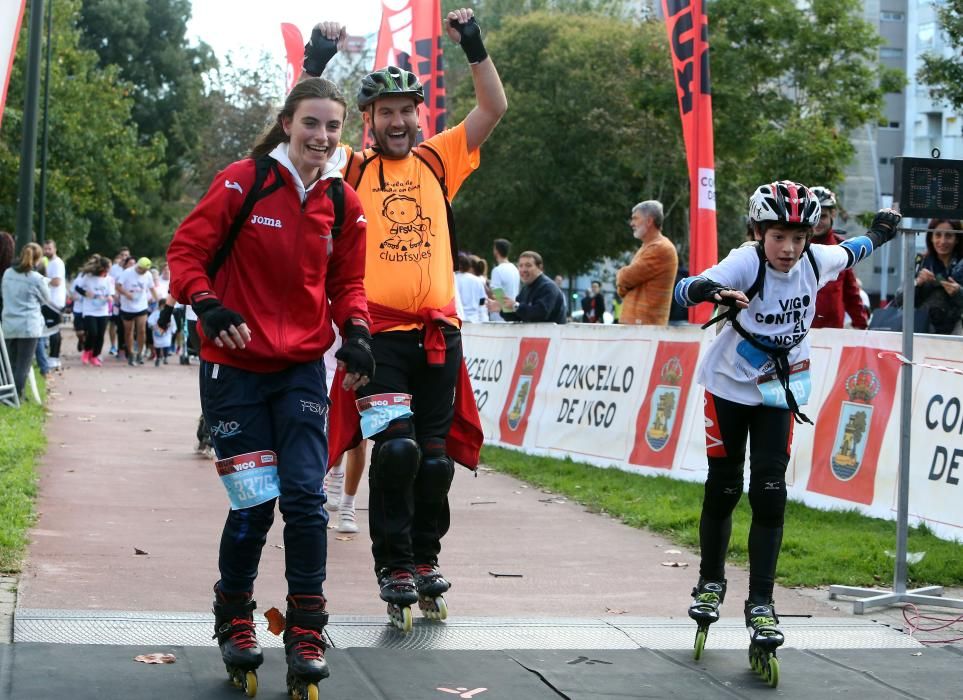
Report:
745,601,784,688
415,563,450,621
378,568,419,633
212,588,263,697
687,578,726,660
283,595,330,700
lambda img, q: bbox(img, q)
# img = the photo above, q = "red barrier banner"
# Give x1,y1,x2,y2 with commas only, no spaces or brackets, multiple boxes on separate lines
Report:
662,0,718,323
807,347,901,505
0,0,26,131
280,23,305,94
368,0,446,144
499,338,551,446
629,341,700,469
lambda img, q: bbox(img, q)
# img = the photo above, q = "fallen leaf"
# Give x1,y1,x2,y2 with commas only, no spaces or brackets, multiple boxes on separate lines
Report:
664,549,682,555
134,548,149,556
661,561,688,568
143,428,153,432
335,536,354,541
134,653,176,664
271,544,284,550
470,501,497,505
488,571,524,578
265,607,285,635
911,651,923,657
605,607,628,615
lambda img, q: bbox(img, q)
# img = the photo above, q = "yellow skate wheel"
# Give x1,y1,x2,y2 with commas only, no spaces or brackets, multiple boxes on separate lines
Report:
401,605,413,633
693,629,707,661
244,670,257,697
434,596,448,621
766,656,779,688
306,683,319,700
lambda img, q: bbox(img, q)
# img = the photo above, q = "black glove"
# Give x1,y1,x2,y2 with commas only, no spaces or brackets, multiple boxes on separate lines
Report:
450,16,487,64
191,295,246,340
303,27,339,77
868,209,902,245
157,304,174,332
335,322,375,380
687,277,736,305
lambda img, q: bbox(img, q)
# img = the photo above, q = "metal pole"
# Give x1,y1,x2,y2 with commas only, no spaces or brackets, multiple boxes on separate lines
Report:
14,0,46,249
893,230,915,595
37,0,54,245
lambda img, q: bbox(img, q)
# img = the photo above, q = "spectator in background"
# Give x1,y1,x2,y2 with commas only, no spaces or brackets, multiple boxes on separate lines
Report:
553,274,569,319
470,256,490,322
583,280,605,323
616,200,678,326
809,187,868,329
910,219,963,335
42,239,66,368
0,231,15,315
490,251,566,324
455,252,487,323
2,243,49,399
107,248,129,356
489,238,519,323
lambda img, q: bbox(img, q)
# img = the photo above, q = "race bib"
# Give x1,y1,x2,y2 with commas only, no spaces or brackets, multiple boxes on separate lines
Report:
215,450,280,510
756,360,811,409
357,393,413,439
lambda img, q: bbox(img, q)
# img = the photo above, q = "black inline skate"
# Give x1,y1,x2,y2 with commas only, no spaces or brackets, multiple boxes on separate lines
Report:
283,594,330,700
687,578,726,660
745,601,784,688
415,563,450,621
378,568,419,633
212,587,263,697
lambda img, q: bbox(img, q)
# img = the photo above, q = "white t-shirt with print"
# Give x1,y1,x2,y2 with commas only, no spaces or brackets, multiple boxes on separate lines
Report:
695,244,849,405
117,268,154,313
46,255,67,309
490,261,520,322
79,274,116,317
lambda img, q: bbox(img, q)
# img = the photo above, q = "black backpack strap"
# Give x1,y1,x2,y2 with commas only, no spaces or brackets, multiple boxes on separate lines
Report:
343,149,375,190
207,156,284,280
806,246,819,284
327,179,344,238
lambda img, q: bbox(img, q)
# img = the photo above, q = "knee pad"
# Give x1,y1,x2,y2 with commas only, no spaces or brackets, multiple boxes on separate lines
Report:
370,420,420,490
748,472,787,528
703,471,743,521
416,438,455,501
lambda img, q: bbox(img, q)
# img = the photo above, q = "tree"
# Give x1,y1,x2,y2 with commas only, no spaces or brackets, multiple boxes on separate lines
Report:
917,0,963,111
77,0,216,197
449,12,689,276
0,0,165,264
709,0,903,249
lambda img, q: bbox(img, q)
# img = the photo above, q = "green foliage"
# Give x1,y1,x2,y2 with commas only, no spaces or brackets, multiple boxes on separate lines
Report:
482,445,963,587
709,0,903,251
0,375,46,573
917,0,963,111
0,0,166,264
450,12,688,275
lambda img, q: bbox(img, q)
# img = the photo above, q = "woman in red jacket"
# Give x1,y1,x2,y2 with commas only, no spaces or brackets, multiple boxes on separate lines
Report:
167,77,373,699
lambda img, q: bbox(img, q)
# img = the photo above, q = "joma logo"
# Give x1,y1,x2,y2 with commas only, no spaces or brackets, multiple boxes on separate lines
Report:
251,214,282,228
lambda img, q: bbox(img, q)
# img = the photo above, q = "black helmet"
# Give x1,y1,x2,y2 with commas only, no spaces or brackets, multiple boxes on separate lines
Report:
357,66,424,110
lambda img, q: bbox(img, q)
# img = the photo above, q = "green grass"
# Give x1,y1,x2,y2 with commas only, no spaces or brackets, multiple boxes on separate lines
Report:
482,445,963,589
0,372,46,573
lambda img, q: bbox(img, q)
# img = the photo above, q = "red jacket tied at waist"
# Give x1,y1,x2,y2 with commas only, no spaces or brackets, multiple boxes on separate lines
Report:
327,300,483,469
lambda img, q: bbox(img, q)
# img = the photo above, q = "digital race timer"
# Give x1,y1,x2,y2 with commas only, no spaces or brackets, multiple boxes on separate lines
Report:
892,157,963,220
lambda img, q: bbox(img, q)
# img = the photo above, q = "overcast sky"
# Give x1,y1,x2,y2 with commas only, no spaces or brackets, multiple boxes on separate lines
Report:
188,0,383,71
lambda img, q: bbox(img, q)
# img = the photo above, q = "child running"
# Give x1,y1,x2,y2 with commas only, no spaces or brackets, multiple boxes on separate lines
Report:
673,180,900,685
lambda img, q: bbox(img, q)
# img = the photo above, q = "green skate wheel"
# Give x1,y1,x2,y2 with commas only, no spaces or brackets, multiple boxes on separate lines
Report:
766,656,779,688
693,628,707,660
244,670,257,697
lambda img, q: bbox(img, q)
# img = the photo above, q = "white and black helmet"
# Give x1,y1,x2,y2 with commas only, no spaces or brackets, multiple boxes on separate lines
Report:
810,186,837,209
748,181,821,227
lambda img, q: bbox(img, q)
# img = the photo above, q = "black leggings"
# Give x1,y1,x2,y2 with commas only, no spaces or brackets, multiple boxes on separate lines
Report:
84,316,109,356
700,392,793,604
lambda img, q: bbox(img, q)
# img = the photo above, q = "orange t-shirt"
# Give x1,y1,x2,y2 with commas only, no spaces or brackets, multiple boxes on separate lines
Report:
342,123,479,331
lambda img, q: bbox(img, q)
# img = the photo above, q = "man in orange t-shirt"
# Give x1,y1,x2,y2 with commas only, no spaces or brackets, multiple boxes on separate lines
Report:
306,7,507,624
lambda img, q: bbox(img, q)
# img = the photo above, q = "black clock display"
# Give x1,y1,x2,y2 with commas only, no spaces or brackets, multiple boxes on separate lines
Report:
893,157,963,220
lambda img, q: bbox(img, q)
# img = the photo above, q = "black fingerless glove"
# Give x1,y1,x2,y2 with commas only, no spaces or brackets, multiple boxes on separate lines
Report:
335,321,375,379
450,16,487,64
868,209,902,246
686,277,734,305
303,27,338,76
157,304,174,332
191,294,245,340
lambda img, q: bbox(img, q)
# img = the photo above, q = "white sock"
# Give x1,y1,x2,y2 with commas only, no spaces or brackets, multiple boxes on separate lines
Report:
341,494,356,510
